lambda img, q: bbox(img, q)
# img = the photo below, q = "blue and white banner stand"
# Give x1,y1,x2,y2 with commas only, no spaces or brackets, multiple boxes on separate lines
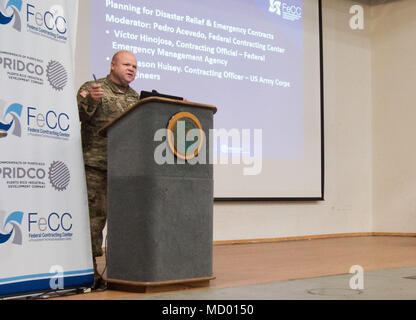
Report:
0,0,94,297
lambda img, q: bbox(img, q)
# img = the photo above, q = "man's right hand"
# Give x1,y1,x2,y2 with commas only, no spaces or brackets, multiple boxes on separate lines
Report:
90,83,104,101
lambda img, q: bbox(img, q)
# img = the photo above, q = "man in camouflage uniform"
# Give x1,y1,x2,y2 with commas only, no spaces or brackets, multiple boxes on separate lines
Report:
77,50,139,289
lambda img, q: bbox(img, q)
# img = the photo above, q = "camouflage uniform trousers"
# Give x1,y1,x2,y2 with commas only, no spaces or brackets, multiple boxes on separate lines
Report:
85,166,107,280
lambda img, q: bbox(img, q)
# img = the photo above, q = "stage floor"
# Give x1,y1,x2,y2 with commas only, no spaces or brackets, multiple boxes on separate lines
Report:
131,266,416,300
52,236,416,300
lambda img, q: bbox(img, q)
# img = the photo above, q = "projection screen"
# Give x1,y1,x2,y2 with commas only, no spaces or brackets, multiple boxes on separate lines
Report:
76,0,323,200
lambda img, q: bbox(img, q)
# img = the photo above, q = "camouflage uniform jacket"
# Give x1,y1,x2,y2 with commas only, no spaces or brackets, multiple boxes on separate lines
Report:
77,75,139,171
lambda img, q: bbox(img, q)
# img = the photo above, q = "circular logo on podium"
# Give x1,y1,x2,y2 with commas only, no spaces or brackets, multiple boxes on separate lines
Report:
167,112,204,160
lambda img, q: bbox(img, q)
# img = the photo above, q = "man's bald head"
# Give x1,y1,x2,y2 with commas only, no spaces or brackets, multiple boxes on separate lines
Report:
111,50,135,64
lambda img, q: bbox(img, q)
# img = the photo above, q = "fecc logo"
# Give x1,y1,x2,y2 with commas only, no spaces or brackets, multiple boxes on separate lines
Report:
0,100,23,138
0,99,71,140
268,0,281,15
0,210,74,245
268,0,302,21
27,3,67,35
0,210,24,245
0,0,22,31
1,1,68,37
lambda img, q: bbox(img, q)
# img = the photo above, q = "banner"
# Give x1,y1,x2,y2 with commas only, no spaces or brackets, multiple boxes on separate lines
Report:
0,0,94,296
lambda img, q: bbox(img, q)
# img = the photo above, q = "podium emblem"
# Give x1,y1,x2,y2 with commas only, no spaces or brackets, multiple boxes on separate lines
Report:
167,112,204,160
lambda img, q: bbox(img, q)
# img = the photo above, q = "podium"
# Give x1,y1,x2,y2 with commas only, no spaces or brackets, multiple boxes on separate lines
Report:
99,97,217,292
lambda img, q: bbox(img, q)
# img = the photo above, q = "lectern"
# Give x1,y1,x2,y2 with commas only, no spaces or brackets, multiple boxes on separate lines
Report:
99,97,217,292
